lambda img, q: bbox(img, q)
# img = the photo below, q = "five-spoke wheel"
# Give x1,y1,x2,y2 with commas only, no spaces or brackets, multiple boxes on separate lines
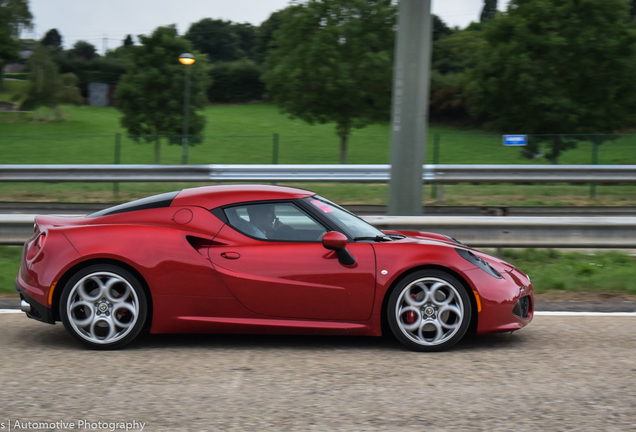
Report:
60,265,147,349
388,270,471,352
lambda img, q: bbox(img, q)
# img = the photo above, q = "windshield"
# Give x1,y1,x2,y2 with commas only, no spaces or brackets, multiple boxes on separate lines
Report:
304,196,387,240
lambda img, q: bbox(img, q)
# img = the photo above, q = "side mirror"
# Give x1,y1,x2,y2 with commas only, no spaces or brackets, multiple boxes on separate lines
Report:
321,231,356,265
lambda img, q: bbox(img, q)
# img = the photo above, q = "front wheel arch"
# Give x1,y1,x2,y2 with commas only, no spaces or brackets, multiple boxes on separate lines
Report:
52,258,153,331
380,265,478,339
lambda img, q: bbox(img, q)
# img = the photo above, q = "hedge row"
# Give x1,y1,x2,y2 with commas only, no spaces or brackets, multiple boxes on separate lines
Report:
3,73,27,80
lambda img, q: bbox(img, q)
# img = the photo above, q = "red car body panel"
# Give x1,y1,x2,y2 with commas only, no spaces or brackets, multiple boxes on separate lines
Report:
171,185,314,209
208,224,376,321
15,185,533,340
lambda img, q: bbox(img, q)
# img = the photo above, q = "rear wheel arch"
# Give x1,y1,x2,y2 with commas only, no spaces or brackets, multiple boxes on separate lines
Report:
380,264,478,338
52,258,153,330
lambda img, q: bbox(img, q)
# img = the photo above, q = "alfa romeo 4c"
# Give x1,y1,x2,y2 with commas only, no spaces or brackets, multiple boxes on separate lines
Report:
16,185,533,351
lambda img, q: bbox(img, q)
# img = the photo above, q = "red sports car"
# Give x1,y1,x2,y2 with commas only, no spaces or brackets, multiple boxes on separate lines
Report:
16,185,533,351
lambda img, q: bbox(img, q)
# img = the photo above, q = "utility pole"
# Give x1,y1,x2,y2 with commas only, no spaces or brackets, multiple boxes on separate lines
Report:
102,34,108,55
179,53,196,164
388,0,433,215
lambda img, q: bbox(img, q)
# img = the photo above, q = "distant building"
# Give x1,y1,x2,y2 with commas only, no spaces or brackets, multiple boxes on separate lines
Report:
3,50,32,74
88,82,117,107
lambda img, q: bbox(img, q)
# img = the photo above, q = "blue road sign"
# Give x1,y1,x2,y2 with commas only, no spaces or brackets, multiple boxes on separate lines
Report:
503,135,527,146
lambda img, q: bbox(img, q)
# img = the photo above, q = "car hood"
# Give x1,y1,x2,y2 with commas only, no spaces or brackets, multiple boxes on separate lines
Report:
385,229,516,274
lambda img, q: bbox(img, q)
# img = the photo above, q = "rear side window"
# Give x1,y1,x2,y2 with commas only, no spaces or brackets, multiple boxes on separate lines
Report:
88,191,180,218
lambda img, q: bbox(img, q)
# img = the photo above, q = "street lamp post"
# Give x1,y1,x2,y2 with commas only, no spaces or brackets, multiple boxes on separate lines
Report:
179,53,195,164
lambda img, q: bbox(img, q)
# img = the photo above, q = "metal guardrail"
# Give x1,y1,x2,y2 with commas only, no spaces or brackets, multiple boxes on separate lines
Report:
366,216,636,248
2,202,635,217
2,214,636,248
1,164,636,183
0,215,35,245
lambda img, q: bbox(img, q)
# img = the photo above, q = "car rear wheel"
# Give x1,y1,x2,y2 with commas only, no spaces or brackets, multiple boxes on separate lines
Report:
60,264,147,350
388,270,471,352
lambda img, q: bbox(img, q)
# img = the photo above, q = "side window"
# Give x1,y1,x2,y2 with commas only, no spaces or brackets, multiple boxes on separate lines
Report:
224,202,327,241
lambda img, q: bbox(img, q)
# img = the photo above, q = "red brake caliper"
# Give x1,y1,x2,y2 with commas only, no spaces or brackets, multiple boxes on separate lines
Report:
405,294,417,324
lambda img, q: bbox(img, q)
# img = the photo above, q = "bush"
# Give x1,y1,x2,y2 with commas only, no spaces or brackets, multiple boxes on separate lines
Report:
59,73,83,105
4,73,27,80
207,59,264,103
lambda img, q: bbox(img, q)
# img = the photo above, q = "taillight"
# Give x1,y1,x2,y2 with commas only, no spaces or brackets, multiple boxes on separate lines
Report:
36,233,46,249
26,232,46,260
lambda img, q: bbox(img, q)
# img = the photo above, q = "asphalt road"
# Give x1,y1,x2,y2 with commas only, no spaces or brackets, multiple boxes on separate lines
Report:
1,314,635,432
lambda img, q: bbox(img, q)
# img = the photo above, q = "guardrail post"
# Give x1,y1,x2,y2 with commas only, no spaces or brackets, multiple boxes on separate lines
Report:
272,133,279,164
590,135,599,199
113,133,121,196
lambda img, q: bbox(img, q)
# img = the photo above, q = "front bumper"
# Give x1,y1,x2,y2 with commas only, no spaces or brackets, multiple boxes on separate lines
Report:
465,267,534,335
15,282,55,324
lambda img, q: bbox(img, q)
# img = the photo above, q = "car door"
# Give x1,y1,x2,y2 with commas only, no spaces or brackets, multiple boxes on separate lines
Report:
208,201,376,321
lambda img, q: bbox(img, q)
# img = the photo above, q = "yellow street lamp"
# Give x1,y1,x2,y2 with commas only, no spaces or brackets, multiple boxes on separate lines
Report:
179,53,195,65
179,53,195,163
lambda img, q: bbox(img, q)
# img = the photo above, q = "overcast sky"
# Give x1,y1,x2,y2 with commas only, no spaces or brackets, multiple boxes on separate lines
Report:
24,0,511,54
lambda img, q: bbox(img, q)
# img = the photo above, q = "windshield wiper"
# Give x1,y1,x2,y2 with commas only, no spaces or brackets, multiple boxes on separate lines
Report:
354,235,392,242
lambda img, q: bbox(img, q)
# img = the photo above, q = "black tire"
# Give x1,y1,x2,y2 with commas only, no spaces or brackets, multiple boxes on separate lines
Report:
59,264,148,350
387,269,471,352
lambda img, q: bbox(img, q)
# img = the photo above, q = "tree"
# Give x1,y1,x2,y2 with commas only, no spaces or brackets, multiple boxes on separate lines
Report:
185,18,243,62
58,72,83,105
123,34,134,47
19,44,81,118
430,28,484,120
629,0,636,18
255,9,284,63
263,0,396,163
480,0,498,22
432,14,453,41
71,40,97,60
467,0,636,163
0,0,32,88
233,23,256,60
20,44,62,116
41,28,62,49
115,25,210,164
433,28,483,75
208,59,264,103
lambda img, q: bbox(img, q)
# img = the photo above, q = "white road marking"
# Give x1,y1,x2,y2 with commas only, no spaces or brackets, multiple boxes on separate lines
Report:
535,311,636,317
0,309,23,314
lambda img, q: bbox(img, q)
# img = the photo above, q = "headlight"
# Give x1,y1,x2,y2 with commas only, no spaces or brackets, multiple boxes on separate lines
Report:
455,248,502,279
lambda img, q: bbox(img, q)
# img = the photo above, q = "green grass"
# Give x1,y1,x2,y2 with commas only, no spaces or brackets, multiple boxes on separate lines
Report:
1,182,635,206
2,101,636,165
0,246,21,295
2,246,634,296
502,249,636,294
0,79,27,102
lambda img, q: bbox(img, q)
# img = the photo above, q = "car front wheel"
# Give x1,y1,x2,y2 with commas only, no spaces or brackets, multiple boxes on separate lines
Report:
60,264,147,350
388,270,471,352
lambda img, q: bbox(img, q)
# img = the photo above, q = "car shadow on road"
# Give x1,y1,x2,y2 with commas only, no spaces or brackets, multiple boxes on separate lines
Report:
128,330,529,353
132,333,403,352
21,323,530,352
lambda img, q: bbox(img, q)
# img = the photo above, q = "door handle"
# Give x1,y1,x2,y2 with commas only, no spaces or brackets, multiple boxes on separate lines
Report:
220,252,240,260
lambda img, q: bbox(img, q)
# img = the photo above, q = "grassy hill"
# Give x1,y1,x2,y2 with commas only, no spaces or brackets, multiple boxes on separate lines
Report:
3,102,635,165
